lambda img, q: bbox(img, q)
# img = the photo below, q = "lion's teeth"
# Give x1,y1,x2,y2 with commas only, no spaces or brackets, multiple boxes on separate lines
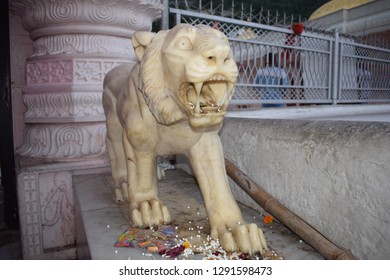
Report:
195,102,201,114
217,88,228,108
194,82,203,95
208,74,226,81
194,82,203,114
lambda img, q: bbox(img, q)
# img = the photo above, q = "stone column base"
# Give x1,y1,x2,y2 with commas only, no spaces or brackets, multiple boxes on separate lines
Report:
16,155,110,259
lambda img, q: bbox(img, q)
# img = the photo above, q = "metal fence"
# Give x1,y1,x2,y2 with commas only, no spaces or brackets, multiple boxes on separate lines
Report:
170,8,390,106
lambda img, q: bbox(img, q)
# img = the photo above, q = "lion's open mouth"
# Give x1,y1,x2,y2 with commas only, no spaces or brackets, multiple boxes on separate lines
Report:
179,74,234,116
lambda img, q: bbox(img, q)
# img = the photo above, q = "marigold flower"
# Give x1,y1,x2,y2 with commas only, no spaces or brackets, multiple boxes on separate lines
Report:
263,215,273,224
183,240,191,249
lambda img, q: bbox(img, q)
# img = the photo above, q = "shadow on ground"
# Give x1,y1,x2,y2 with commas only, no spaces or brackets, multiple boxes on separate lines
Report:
0,225,22,260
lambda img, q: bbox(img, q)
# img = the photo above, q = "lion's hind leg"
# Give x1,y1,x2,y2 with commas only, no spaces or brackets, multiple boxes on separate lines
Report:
103,88,129,202
106,136,128,202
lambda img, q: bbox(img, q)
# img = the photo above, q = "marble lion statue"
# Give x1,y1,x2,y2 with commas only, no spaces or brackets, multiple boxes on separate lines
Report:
103,24,267,254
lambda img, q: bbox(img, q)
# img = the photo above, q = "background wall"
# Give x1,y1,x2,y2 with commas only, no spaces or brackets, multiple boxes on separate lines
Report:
219,117,390,259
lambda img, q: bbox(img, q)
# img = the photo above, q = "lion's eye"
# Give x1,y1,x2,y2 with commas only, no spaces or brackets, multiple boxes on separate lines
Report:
175,37,192,50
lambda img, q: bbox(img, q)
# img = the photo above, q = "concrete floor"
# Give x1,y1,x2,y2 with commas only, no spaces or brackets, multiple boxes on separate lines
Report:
74,169,324,260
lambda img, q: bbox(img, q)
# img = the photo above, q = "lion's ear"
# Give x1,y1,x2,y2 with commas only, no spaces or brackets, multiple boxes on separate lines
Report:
132,31,155,61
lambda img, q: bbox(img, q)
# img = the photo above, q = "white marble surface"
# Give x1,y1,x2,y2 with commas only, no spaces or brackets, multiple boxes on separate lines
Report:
73,173,167,260
73,170,324,260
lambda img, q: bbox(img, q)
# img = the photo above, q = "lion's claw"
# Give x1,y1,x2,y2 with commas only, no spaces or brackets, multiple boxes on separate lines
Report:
131,199,171,227
212,223,267,255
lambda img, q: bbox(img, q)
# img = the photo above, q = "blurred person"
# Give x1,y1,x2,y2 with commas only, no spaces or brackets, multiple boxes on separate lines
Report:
254,52,289,107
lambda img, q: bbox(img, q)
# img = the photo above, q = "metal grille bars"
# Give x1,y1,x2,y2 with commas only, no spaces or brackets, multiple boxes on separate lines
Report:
170,8,390,106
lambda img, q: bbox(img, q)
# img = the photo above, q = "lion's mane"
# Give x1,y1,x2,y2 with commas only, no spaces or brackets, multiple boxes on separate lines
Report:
139,30,185,125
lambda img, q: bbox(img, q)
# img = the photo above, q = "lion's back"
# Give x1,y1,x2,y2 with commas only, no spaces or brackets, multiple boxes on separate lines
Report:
103,63,136,99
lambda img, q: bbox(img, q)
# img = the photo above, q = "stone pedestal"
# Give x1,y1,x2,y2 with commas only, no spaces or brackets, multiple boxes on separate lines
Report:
10,0,163,259
16,156,111,259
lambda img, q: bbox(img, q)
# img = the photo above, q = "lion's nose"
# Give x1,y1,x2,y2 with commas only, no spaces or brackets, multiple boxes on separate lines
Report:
203,44,231,66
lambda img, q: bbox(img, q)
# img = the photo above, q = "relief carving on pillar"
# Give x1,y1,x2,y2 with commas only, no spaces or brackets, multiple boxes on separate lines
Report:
46,0,78,23
18,172,43,257
32,34,133,57
87,0,116,23
11,0,161,160
11,0,163,40
26,60,73,85
74,59,127,83
23,59,128,122
24,92,104,120
76,92,105,116
17,123,107,159
20,57,127,158
40,172,74,250
24,93,73,119
17,171,75,257
26,59,127,85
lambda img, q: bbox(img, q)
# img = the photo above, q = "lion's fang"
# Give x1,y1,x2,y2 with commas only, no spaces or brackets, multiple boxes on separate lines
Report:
208,100,216,107
194,82,203,114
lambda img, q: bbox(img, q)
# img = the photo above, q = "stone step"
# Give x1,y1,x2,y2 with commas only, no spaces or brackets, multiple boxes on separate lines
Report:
73,169,324,260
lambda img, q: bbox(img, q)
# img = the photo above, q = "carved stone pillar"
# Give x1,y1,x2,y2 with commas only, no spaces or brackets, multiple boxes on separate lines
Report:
10,0,163,259
12,0,163,160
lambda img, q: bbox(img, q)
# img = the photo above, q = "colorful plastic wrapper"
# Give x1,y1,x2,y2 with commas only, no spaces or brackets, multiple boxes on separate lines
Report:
114,228,138,247
158,225,176,236
159,245,185,258
152,225,176,239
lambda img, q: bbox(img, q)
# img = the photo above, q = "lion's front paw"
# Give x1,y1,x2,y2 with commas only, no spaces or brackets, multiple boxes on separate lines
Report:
211,223,267,255
131,199,171,227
